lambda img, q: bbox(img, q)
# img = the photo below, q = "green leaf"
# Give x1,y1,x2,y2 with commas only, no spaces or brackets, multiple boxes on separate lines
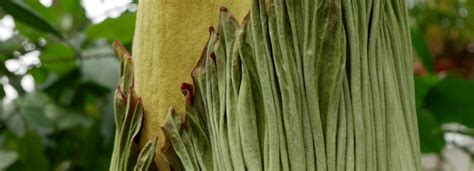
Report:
85,12,136,44
81,47,120,89
23,0,88,31
6,130,50,171
411,28,433,73
0,149,19,169
134,138,157,171
44,104,92,130
1,100,26,137
10,0,56,41
11,0,87,43
17,92,54,135
27,67,49,85
0,0,64,39
425,77,474,127
21,0,58,24
41,69,81,104
14,21,48,42
56,112,91,130
0,38,22,55
6,114,26,137
39,43,77,76
53,0,88,31
417,110,445,153
0,85,5,98
414,75,439,109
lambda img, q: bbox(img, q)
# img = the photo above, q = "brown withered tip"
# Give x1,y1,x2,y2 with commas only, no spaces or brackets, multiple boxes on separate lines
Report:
180,83,194,96
112,40,127,53
210,52,216,63
208,26,215,34
113,39,133,61
241,13,251,26
112,40,121,47
181,83,194,106
220,6,228,12
116,84,126,98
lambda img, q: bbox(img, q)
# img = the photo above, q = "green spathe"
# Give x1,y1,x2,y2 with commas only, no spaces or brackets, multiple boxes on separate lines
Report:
109,0,421,170
160,0,421,170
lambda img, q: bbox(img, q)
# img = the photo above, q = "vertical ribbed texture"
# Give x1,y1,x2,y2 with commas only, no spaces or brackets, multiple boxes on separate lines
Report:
141,0,422,170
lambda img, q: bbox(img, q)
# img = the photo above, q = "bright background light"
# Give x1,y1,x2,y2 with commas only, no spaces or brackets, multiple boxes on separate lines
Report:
81,0,133,23
0,15,15,41
1,0,134,100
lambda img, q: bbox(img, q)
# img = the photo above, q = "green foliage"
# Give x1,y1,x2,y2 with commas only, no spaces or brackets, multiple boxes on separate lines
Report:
410,1,474,158
414,75,439,109
0,0,64,39
417,110,445,153
5,130,50,171
0,0,137,170
411,29,434,73
425,78,474,127
85,13,137,44
415,75,474,154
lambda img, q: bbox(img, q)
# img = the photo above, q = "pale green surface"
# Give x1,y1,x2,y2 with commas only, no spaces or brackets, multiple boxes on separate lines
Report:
160,0,421,170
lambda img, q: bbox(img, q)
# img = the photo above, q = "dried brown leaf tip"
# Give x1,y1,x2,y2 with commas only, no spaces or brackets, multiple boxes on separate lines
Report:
180,83,194,106
113,40,132,62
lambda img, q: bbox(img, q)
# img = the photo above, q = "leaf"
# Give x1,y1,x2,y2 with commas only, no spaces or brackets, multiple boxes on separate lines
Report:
44,104,92,130
18,92,54,135
134,138,157,171
11,0,87,42
1,101,26,137
21,0,58,24
25,0,88,30
411,28,433,73
0,38,22,55
425,77,474,127
0,0,64,39
27,67,49,85
6,114,26,137
0,85,5,98
39,43,77,76
414,75,439,109
0,149,19,169
49,0,88,31
10,0,56,41
81,47,120,89
417,110,445,153
41,69,81,103
85,12,137,44
6,130,50,171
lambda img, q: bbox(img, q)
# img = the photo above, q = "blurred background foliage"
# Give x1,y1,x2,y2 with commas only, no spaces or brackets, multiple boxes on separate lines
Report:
410,0,474,170
0,0,473,170
0,0,136,170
